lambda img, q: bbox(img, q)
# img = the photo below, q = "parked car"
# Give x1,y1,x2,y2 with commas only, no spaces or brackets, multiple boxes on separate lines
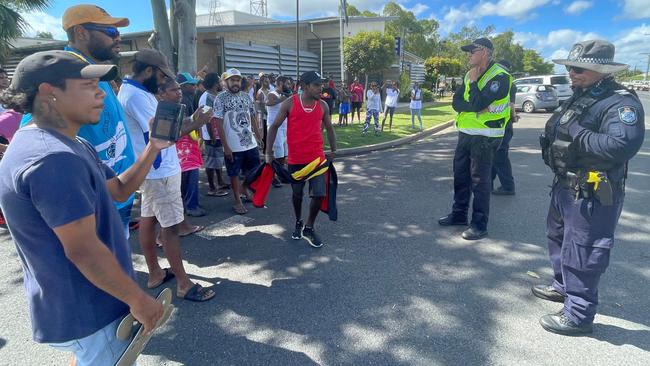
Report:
630,80,650,91
513,74,573,101
514,84,559,113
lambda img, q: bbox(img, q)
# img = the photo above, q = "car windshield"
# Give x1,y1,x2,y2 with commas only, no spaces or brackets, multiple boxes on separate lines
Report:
550,76,570,85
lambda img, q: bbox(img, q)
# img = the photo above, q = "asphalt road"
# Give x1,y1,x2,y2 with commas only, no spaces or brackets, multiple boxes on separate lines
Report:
1,92,649,365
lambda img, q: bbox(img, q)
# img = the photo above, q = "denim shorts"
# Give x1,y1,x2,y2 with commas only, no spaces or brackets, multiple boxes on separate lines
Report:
48,316,133,366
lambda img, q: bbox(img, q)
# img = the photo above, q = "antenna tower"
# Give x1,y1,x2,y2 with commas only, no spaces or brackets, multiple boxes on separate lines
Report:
209,0,223,25
250,0,268,17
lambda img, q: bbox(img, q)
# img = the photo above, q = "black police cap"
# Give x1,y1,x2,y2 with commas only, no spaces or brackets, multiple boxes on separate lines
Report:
461,38,494,52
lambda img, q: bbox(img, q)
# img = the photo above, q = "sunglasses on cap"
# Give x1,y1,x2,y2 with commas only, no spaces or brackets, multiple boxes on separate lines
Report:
83,24,120,38
566,66,587,74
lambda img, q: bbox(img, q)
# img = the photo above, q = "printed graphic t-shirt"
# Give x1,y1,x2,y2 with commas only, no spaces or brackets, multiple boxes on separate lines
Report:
213,90,258,153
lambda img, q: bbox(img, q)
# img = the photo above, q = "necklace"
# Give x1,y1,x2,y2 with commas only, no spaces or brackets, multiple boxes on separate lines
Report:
299,96,318,113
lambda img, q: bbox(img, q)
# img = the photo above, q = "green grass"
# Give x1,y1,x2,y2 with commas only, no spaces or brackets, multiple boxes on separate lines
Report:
325,103,456,150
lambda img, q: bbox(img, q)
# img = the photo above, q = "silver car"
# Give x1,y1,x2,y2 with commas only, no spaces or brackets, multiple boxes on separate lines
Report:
513,74,573,101
514,84,559,113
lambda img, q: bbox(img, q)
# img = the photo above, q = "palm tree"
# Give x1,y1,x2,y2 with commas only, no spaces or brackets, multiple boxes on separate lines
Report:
0,0,51,62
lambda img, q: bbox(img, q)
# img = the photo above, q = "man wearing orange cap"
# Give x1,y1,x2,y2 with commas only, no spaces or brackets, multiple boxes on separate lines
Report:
62,5,137,234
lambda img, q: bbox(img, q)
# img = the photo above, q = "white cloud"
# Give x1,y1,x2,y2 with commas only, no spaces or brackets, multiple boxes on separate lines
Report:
565,1,592,15
404,3,430,16
441,0,551,33
514,29,601,50
621,0,650,20
19,11,66,40
474,0,552,19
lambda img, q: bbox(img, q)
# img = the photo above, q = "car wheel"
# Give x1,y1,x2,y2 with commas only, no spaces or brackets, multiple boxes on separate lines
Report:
523,101,535,113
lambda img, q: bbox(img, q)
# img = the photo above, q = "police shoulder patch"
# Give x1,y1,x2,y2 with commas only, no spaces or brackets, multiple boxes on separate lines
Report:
489,81,500,92
618,106,637,125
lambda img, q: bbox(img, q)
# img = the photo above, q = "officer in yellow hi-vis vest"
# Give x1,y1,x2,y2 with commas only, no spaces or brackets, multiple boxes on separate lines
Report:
439,38,512,240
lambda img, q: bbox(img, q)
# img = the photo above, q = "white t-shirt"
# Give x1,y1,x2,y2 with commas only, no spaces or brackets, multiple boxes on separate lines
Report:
213,90,258,153
118,81,180,179
385,88,400,108
265,90,287,131
366,90,382,111
198,91,219,141
410,88,422,110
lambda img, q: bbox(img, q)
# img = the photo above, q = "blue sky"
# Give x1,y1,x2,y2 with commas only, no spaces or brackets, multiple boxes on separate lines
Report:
20,0,650,72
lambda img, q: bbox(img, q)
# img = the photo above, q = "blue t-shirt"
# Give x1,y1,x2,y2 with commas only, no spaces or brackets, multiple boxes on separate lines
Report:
20,47,137,226
0,127,134,343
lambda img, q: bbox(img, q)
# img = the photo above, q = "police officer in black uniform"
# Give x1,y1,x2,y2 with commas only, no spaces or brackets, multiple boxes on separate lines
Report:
534,40,645,335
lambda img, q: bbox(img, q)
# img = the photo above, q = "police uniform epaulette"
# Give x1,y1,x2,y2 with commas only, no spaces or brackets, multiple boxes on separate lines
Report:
614,89,630,95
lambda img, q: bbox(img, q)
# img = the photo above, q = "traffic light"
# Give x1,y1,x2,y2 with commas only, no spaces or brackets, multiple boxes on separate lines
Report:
394,36,401,56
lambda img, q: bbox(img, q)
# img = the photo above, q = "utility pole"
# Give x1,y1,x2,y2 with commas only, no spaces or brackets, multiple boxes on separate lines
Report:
643,53,650,82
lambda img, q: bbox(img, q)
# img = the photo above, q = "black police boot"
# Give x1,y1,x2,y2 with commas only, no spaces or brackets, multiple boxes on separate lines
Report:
539,312,593,336
461,226,487,240
438,213,468,226
531,285,566,303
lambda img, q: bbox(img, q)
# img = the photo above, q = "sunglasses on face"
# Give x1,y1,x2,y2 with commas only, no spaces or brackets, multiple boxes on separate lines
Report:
83,24,120,38
469,47,484,55
566,66,586,74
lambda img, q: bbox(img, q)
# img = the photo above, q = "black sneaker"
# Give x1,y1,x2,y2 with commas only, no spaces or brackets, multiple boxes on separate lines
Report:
302,226,323,248
292,220,304,240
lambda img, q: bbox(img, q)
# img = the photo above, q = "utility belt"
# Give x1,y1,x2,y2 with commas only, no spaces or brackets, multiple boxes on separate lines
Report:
554,171,621,205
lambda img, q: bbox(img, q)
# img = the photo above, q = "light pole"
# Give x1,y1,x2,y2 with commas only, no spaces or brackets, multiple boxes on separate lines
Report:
641,53,650,82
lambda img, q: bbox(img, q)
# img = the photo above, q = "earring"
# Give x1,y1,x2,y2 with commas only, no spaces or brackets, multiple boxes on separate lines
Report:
52,97,57,102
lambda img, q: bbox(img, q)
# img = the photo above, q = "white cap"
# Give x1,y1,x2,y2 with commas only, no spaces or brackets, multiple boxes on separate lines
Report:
224,68,242,80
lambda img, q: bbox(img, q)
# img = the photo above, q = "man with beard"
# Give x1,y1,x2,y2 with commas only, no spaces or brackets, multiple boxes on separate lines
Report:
214,68,263,215
24,5,139,234
199,73,229,197
266,71,337,248
118,49,216,302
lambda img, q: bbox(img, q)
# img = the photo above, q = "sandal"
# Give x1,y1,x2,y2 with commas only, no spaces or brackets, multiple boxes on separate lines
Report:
147,268,175,289
232,204,248,215
178,284,215,302
179,225,204,237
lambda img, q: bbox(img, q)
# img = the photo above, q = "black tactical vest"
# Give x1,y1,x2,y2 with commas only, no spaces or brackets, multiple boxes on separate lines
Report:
542,78,626,174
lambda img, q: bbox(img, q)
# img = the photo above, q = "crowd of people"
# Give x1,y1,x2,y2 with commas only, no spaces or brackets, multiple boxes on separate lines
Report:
0,3,646,366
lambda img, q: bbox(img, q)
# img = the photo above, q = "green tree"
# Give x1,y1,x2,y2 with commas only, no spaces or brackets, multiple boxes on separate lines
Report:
35,31,53,39
344,31,395,83
522,49,554,75
346,4,361,16
0,0,51,61
490,30,524,72
424,56,463,80
382,1,439,59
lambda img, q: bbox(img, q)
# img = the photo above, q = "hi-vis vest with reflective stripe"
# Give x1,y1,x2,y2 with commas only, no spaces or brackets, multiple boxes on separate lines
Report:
456,63,512,137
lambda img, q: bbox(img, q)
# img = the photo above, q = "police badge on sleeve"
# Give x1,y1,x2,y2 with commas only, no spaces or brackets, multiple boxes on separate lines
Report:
490,81,500,93
618,106,637,125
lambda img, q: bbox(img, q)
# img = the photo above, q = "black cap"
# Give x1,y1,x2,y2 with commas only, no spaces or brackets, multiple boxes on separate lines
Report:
461,38,493,52
9,50,117,93
300,71,327,85
134,49,175,79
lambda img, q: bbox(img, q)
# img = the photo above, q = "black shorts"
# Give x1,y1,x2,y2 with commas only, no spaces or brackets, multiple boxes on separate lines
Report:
351,101,363,110
225,148,260,177
288,164,326,198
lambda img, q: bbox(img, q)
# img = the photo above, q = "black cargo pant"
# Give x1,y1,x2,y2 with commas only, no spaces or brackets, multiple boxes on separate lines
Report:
452,132,502,231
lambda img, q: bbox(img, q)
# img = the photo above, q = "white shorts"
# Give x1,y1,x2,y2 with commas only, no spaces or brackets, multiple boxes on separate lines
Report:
140,173,184,228
273,127,288,159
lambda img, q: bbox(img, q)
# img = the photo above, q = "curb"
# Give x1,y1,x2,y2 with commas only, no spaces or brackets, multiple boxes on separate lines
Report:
337,119,455,157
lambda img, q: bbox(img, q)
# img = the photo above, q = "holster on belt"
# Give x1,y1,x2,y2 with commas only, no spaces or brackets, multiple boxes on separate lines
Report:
555,171,614,205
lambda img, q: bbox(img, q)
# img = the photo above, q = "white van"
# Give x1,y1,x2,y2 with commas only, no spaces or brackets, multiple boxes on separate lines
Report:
513,75,573,101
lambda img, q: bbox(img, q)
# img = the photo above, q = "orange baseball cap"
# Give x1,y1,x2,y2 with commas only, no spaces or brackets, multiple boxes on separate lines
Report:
62,4,129,31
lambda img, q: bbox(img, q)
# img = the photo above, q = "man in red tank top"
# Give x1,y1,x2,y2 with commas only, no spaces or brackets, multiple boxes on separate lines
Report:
265,71,337,248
